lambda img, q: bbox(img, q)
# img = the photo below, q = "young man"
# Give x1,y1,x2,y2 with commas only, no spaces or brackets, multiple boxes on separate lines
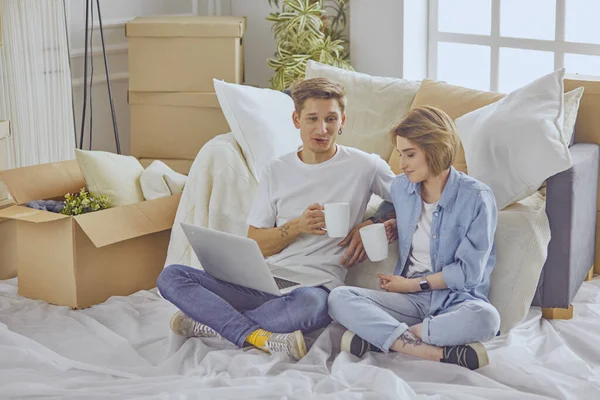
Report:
157,78,396,360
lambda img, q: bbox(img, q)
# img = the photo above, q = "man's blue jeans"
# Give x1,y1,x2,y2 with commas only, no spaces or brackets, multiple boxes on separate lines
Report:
157,264,332,347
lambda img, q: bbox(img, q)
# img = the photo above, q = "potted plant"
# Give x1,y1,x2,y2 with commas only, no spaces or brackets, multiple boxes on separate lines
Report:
267,0,352,91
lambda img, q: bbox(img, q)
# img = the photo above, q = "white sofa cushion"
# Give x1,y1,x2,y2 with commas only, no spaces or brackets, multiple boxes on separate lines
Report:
456,69,573,210
305,60,421,161
75,149,145,207
488,190,550,334
140,160,187,201
213,79,302,182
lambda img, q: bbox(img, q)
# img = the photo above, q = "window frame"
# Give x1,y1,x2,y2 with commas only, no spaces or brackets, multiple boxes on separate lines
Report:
428,0,600,91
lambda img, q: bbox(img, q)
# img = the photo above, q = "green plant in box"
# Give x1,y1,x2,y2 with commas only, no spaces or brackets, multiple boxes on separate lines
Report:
61,187,110,216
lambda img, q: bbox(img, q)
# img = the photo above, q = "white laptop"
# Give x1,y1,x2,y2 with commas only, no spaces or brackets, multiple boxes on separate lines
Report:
181,223,331,296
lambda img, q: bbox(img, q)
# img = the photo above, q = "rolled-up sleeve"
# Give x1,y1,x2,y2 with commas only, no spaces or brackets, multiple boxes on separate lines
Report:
442,190,498,292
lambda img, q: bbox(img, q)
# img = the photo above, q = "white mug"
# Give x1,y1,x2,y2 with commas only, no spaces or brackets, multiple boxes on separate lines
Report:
359,223,389,262
324,203,350,238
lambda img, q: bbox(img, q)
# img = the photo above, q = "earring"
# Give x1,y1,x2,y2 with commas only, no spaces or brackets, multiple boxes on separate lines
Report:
338,129,343,135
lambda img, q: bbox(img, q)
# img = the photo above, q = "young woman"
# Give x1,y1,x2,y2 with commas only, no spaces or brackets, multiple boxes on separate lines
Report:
328,106,501,370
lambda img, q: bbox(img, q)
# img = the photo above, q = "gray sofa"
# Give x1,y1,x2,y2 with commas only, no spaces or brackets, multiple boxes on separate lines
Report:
532,143,600,309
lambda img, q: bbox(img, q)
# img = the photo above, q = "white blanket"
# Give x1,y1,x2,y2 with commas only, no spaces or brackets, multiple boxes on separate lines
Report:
165,133,258,269
1,276,599,399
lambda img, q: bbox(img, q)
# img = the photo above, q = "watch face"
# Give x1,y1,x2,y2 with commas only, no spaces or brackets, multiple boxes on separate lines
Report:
420,280,430,290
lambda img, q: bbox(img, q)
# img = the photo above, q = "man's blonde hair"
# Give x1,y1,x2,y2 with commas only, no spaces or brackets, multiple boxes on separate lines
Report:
289,78,347,115
391,106,460,176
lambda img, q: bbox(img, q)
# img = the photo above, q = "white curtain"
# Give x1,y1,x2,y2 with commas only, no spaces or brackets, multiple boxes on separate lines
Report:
0,0,76,169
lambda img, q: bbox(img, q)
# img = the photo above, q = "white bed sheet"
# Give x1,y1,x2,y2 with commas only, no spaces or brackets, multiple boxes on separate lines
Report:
1,277,599,399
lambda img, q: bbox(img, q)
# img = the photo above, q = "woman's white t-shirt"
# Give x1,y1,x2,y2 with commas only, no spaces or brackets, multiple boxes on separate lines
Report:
405,200,438,277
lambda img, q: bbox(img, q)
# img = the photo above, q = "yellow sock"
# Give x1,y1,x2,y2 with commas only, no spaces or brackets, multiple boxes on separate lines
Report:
246,329,272,348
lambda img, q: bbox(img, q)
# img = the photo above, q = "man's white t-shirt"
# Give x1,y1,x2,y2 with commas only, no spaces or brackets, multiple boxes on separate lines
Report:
405,200,438,277
246,144,395,289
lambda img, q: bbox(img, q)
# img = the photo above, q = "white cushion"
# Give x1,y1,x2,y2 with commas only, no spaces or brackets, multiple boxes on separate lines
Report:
305,60,421,161
456,69,572,210
563,86,585,146
488,190,550,334
213,79,302,181
140,160,187,201
75,149,145,207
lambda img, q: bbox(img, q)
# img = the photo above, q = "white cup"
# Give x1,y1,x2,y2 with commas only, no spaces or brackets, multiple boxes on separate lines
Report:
359,223,389,262
324,203,350,238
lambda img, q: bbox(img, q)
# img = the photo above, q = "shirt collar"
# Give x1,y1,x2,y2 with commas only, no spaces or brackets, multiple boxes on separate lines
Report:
404,167,461,212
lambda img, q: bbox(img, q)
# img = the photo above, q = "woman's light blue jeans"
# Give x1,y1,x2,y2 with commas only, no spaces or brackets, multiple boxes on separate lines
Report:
157,264,332,347
328,285,500,351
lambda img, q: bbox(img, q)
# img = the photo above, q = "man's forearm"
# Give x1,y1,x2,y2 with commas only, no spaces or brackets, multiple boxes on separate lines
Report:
370,200,396,223
248,219,302,257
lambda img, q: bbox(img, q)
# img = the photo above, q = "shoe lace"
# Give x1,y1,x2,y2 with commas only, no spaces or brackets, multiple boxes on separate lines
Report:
444,345,469,367
192,321,217,337
266,334,291,355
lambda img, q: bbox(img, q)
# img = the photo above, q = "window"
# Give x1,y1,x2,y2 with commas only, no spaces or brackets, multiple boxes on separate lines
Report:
428,0,600,92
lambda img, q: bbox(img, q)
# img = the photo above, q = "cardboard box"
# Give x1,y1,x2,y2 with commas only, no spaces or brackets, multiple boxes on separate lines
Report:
126,16,246,92
139,158,194,175
0,120,10,171
0,160,180,308
129,91,230,160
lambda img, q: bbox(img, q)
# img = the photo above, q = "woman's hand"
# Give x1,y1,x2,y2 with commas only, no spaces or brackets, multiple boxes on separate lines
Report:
383,219,398,243
377,274,418,293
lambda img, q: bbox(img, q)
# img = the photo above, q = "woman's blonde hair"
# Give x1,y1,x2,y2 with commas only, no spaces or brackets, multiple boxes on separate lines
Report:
289,78,347,115
391,106,460,177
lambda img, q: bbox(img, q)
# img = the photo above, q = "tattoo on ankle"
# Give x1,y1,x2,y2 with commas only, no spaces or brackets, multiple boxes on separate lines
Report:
279,225,290,238
399,330,423,347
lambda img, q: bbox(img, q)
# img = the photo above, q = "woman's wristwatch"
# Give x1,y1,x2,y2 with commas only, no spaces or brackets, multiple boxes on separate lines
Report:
419,277,431,291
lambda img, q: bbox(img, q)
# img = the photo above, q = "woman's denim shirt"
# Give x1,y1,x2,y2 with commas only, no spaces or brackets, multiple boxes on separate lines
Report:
390,167,498,315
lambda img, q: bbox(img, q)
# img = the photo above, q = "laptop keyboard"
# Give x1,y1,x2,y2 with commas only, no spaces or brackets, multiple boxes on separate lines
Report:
273,276,301,290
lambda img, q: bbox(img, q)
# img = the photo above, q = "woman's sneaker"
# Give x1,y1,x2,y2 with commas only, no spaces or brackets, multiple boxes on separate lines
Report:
440,342,489,370
340,330,382,358
170,311,222,339
259,330,307,361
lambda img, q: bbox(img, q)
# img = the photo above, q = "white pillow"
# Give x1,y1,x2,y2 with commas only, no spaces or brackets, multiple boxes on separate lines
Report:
305,61,421,161
75,149,145,207
213,79,302,181
488,190,550,334
139,160,187,201
563,86,585,146
456,69,572,210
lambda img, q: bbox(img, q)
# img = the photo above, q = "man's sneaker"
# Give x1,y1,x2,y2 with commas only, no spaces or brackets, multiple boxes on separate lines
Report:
340,330,382,358
440,342,489,370
170,311,222,339
260,330,307,361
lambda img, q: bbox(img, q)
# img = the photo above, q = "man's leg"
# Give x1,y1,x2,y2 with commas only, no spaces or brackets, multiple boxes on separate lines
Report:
157,264,276,347
243,286,331,334
157,264,330,350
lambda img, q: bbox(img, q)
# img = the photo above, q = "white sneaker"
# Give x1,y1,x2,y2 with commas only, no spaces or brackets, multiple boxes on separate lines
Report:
170,311,222,339
260,330,307,361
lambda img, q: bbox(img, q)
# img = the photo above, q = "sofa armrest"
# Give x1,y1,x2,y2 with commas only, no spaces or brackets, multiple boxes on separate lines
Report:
532,143,600,308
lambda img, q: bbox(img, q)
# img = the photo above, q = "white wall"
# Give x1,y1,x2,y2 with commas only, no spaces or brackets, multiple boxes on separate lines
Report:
229,0,278,89
350,0,427,80
66,0,210,154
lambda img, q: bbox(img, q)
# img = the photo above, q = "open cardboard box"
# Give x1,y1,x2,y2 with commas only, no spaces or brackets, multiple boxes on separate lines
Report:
0,160,180,308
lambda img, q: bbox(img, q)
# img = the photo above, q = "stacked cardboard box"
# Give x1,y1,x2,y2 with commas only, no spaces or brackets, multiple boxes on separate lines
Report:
126,16,246,174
